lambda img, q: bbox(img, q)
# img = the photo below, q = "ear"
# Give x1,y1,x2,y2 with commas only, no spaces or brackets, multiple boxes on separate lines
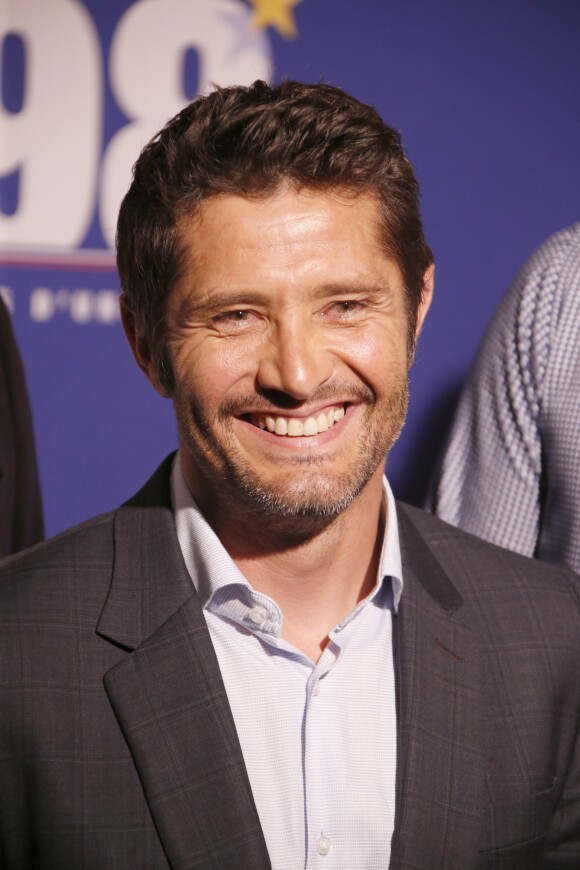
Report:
414,262,434,340
120,295,171,398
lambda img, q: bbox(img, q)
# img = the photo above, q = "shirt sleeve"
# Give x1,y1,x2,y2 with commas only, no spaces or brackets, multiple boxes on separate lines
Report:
427,236,563,558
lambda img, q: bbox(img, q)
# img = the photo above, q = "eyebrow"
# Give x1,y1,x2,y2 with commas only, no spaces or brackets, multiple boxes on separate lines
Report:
311,280,394,300
174,290,271,322
174,280,395,321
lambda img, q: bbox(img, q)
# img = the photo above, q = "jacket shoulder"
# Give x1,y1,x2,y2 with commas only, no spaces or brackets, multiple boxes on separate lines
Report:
0,510,116,603
0,454,176,588
397,501,580,598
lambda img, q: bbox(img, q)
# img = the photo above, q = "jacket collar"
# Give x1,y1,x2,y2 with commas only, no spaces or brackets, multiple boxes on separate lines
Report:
99,456,271,869
97,455,193,650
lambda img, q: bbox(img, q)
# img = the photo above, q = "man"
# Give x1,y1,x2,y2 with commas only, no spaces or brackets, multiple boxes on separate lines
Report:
0,294,44,558
429,224,580,572
0,82,579,869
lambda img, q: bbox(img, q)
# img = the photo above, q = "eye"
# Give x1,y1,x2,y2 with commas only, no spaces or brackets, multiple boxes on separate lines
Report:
335,301,361,314
212,309,261,334
322,299,365,321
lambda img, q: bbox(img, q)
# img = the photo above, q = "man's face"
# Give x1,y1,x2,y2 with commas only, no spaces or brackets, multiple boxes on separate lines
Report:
137,188,432,521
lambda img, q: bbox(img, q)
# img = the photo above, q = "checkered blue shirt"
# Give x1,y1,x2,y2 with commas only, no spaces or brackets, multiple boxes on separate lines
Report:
430,223,580,572
171,455,402,869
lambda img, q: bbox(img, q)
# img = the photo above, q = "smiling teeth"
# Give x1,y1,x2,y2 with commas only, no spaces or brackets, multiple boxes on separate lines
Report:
256,406,345,437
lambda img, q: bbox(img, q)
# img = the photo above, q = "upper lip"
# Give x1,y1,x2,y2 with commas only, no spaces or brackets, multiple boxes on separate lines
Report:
238,402,350,420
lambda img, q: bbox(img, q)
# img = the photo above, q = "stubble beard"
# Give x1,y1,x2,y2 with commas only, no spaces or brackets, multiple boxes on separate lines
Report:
174,377,409,523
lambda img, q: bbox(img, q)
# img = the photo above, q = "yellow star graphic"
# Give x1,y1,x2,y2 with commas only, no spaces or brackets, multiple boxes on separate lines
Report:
248,0,302,39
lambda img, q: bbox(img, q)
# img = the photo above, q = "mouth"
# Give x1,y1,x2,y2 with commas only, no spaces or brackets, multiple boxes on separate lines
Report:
243,404,346,437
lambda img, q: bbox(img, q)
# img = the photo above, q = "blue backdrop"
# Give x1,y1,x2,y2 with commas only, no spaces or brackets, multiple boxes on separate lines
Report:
1,0,579,537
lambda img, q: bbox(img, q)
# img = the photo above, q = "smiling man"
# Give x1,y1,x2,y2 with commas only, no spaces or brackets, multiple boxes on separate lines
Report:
158,190,416,525
1,82,579,870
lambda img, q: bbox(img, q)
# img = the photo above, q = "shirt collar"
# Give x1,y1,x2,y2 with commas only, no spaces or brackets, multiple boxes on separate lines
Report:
171,452,404,614
379,473,404,612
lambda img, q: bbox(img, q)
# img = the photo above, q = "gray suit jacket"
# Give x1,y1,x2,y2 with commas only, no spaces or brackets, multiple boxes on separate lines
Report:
0,456,579,869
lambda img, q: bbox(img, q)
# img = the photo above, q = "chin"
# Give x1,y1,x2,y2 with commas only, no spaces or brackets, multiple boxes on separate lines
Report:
230,464,375,519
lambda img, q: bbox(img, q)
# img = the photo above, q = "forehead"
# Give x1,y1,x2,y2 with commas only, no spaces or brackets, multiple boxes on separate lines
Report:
176,187,396,289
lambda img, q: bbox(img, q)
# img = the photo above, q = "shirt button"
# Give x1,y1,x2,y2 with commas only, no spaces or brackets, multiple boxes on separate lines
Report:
247,606,267,626
316,836,332,855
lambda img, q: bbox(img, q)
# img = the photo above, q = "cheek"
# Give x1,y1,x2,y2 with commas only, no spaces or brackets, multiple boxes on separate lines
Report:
333,327,408,384
171,337,258,399
211,341,258,382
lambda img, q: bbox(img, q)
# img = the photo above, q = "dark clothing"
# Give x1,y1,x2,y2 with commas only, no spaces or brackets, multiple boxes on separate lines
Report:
0,296,43,557
0,456,579,868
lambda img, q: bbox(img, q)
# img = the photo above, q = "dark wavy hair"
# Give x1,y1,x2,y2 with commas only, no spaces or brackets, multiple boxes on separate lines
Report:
116,80,433,388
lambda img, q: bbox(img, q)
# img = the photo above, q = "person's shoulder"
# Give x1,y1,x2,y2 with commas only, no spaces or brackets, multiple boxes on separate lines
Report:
398,501,580,596
0,511,122,684
516,221,580,299
398,502,580,658
0,509,117,597
534,221,580,261
0,454,176,586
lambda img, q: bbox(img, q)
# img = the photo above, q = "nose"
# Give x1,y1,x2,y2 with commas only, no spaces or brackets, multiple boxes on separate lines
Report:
256,317,333,401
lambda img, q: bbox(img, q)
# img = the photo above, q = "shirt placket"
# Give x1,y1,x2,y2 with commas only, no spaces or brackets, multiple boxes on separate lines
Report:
303,641,341,868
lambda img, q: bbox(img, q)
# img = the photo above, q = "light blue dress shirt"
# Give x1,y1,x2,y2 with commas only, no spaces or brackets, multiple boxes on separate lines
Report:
171,455,403,869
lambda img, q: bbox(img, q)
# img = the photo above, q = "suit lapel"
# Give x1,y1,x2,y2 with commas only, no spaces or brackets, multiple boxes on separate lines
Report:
390,506,485,869
98,458,270,869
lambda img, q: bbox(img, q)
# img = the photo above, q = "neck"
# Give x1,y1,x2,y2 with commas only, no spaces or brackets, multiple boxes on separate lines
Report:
190,466,387,661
